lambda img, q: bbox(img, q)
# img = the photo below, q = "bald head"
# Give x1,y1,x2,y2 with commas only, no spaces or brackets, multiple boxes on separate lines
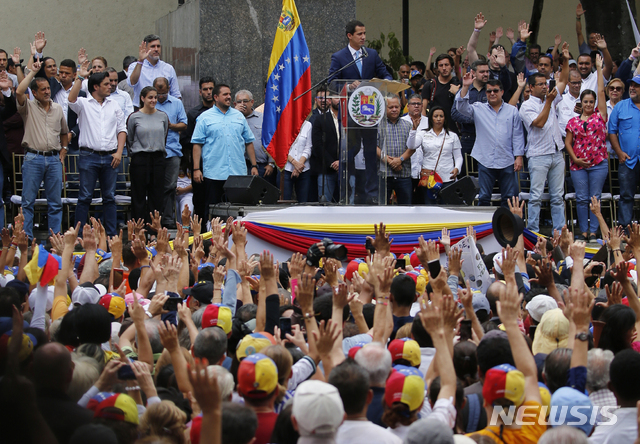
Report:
32,342,74,391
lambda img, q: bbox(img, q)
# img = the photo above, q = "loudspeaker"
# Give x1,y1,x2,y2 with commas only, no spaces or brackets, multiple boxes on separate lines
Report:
223,175,280,205
439,176,479,206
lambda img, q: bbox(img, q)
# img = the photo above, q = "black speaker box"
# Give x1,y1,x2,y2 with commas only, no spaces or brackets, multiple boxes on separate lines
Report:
439,176,479,206
223,175,280,205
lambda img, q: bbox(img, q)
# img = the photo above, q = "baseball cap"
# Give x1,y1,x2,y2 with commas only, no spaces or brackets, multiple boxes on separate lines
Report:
472,292,491,313
550,387,596,435
236,332,277,360
87,392,139,425
568,59,578,66
0,329,36,361
124,291,150,308
632,75,640,85
388,338,421,367
71,282,101,307
183,281,214,305
6,279,30,301
538,382,552,418
482,363,526,407
410,69,423,79
526,295,558,323
404,417,454,444
532,308,569,355
98,294,127,319
292,380,345,437
237,353,278,398
384,365,426,411
201,304,233,335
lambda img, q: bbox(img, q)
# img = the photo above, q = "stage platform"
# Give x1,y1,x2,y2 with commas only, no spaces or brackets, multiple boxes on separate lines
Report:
221,204,503,262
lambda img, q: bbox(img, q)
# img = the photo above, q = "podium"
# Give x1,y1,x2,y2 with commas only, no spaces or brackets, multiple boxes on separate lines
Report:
318,79,410,205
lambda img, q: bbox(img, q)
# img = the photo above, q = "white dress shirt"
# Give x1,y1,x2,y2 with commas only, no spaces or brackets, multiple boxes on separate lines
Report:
556,92,580,137
519,91,563,157
402,114,429,179
54,85,72,120
285,120,312,173
109,88,134,119
68,95,127,151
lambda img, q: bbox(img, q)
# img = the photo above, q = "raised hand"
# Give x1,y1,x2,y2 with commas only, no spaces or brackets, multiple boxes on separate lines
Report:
312,319,341,359
191,214,202,238
519,21,532,41
489,31,497,45
495,27,503,39
430,47,437,57
595,53,603,70
466,225,477,243
187,358,222,415
567,286,594,331
611,261,629,283
562,42,570,59
517,72,526,88
508,196,524,218
506,27,515,41
33,31,47,53
474,13,487,30
439,227,451,247
576,3,585,17
11,47,21,65
333,282,355,310
595,34,607,50
296,272,316,312
78,60,91,78
31,58,42,73
147,210,162,233
448,248,463,276
77,48,88,65
462,71,474,87
456,45,465,57
554,34,562,47
366,222,393,255
138,41,150,62
598,282,623,309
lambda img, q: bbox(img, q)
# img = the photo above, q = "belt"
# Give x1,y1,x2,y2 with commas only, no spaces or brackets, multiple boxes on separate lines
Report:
80,147,117,156
26,148,59,157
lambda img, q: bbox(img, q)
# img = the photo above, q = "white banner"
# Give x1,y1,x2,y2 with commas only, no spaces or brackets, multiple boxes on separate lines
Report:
452,235,491,294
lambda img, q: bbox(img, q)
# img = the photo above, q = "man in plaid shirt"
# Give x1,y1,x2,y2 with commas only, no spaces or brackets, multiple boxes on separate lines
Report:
377,95,419,204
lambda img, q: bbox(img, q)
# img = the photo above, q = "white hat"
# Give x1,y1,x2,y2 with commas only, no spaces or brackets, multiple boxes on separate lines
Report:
29,286,55,312
527,295,558,323
71,282,101,307
292,380,344,437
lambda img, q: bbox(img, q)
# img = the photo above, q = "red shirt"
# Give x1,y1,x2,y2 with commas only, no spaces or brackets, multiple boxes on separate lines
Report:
566,109,608,171
254,411,279,444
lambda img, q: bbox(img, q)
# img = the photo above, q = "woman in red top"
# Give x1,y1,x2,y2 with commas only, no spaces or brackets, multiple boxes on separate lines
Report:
564,54,608,242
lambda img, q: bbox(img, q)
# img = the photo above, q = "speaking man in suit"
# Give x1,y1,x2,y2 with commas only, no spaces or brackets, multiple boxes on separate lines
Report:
329,20,392,204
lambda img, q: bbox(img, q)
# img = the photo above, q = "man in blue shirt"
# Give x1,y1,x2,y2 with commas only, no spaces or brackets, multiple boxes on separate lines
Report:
154,77,188,228
610,75,640,227
191,84,259,211
455,73,525,208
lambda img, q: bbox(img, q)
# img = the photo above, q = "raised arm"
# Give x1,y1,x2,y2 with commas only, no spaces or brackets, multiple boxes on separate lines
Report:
467,13,487,64
595,34,614,81
575,3,586,48
128,42,150,87
16,58,41,106
595,54,607,118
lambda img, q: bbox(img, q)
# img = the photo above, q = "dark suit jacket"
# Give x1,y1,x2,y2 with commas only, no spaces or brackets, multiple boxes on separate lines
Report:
0,92,17,164
311,111,340,175
329,46,392,81
67,90,86,151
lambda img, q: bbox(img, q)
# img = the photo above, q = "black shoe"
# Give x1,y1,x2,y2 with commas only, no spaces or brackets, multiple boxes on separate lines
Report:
589,233,597,242
575,234,586,241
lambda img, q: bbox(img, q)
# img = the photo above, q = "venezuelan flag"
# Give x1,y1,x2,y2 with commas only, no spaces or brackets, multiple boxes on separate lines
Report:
262,0,312,169
25,245,62,286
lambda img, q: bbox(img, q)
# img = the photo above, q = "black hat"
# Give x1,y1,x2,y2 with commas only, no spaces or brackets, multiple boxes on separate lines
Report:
183,280,213,305
492,207,524,248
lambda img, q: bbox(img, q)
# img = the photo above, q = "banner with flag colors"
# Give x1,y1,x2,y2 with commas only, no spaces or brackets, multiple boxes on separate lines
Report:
25,245,62,286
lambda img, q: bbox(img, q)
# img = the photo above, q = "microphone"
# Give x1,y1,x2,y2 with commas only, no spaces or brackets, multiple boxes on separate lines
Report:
361,47,368,58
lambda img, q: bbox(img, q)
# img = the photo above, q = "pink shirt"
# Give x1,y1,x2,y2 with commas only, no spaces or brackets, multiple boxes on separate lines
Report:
566,110,608,171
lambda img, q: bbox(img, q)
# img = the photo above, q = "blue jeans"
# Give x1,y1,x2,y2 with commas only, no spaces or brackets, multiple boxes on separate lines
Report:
527,151,565,233
283,170,310,203
21,152,62,238
618,160,640,227
318,173,338,202
383,176,412,205
570,160,609,234
477,163,518,207
75,151,118,236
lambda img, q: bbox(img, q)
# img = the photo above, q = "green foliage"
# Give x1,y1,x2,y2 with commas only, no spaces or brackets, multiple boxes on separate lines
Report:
367,32,413,80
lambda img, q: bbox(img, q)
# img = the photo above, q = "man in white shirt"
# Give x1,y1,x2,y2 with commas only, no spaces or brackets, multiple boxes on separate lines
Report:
519,72,567,234
54,59,86,153
106,67,133,119
401,94,429,204
329,360,402,444
556,70,582,137
127,34,181,108
589,349,640,444
68,68,126,237
577,35,613,98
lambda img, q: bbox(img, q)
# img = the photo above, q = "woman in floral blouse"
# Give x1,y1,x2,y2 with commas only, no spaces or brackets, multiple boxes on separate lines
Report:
564,54,608,242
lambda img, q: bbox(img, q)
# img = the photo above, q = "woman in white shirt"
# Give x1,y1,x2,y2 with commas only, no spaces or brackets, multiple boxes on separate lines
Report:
415,106,462,204
283,120,312,202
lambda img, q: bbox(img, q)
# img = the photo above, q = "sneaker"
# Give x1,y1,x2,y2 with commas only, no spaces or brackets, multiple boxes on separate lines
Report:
589,234,597,243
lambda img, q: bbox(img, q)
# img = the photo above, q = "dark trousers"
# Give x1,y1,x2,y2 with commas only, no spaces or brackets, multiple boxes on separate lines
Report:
383,176,412,205
348,126,378,203
204,178,227,217
130,151,166,223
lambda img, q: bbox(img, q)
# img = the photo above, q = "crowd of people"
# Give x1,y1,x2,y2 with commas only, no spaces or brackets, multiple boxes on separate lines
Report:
1,198,640,444
0,5,639,241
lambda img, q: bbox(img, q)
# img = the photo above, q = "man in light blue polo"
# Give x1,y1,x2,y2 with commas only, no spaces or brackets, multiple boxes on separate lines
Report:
154,77,187,228
191,84,259,211
610,75,640,228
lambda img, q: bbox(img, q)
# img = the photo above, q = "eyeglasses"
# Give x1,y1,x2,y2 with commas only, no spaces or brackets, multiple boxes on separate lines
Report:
609,86,624,92
237,99,252,103
409,102,421,106
486,89,501,94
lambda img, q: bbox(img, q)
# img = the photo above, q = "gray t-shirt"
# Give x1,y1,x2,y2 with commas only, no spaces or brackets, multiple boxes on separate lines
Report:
126,110,168,154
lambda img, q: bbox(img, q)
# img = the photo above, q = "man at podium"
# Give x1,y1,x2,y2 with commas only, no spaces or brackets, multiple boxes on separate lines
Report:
329,20,392,204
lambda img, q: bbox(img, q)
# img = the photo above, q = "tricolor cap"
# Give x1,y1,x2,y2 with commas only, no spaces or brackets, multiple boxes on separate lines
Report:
483,364,525,407
384,365,425,411
409,251,421,268
87,392,139,425
348,342,369,360
236,332,277,360
538,382,551,417
201,304,233,335
98,294,126,319
0,330,36,361
345,259,368,281
95,249,112,264
405,271,427,295
410,69,423,79
388,338,421,367
237,353,278,398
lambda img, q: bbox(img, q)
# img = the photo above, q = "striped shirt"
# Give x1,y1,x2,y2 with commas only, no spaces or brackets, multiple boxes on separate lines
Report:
377,117,417,178
519,93,563,158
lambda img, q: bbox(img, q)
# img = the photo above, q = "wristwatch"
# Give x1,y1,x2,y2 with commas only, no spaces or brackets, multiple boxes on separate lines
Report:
575,332,589,342
400,156,405,162
251,164,258,170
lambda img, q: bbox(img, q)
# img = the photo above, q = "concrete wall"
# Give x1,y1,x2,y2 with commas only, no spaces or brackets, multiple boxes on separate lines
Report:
0,0,178,71
357,0,640,67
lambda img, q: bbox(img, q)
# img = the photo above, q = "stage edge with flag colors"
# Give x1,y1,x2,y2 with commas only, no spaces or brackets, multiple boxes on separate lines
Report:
262,0,312,169
230,206,600,262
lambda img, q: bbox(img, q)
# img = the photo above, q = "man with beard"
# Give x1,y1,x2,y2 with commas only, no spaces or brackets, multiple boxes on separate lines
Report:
421,54,460,125
127,34,181,109
609,75,640,228
184,77,214,219
191,84,258,210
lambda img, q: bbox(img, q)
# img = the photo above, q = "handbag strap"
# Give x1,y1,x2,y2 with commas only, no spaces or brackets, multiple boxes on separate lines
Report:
432,131,447,173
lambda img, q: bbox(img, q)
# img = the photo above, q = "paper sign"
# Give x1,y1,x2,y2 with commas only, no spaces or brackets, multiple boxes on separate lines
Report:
452,235,491,294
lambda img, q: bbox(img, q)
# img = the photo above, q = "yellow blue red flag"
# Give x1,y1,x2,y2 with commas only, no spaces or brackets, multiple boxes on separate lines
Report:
25,245,62,286
262,0,312,169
